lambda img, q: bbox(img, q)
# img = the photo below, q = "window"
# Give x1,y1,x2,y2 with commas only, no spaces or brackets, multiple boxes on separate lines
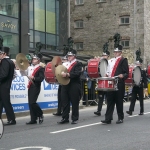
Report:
74,20,83,28
75,0,84,5
74,42,83,50
121,40,129,48
96,0,106,2
120,16,130,24
0,0,19,18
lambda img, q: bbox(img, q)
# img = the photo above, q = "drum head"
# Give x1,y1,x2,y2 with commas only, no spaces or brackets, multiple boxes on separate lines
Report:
99,59,108,77
0,119,4,139
133,67,141,85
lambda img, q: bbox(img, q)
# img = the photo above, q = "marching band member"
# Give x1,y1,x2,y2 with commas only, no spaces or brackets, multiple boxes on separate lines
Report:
101,45,129,124
0,47,16,125
57,49,82,124
94,50,110,116
20,53,45,124
53,56,68,116
126,57,147,116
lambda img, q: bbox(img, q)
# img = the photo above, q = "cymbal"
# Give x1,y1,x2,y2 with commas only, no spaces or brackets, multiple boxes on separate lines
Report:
16,53,29,70
51,56,62,74
55,65,70,85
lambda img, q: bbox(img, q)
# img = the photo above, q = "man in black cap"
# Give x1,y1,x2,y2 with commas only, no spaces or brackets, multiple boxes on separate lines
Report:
94,51,110,116
57,50,82,124
101,45,129,124
21,53,45,124
0,47,16,125
53,56,68,116
126,57,147,116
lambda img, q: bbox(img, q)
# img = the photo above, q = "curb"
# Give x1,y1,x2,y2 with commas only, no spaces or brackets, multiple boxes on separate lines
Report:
2,105,85,119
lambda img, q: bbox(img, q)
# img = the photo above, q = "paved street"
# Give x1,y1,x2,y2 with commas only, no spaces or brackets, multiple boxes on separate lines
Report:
1,99,150,150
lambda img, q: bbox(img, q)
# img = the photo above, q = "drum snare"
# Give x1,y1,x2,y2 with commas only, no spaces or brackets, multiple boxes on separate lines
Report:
96,77,118,91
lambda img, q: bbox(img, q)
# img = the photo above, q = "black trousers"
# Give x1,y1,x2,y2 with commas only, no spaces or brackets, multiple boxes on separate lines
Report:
0,87,15,121
28,86,43,121
105,83,125,121
61,82,81,121
97,91,106,112
57,85,62,114
129,86,144,113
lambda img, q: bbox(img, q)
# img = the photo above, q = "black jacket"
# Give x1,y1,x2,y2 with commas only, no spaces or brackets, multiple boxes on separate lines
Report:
0,58,15,89
69,61,82,84
30,67,45,88
114,57,129,82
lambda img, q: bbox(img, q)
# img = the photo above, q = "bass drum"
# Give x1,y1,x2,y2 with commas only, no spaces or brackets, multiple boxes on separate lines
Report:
125,65,141,86
0,119,4,139
44,62,57,84
147,65,150,78
87,58,108,79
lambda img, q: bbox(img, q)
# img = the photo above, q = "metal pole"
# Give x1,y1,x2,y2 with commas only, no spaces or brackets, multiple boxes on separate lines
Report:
84,82,88,106
134,0,137,62
68,0,70,37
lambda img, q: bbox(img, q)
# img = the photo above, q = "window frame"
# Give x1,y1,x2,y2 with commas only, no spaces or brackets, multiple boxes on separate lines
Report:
74,20,84,29
75,0,84,6
120,16,130,25
96,0,106,3
74,42,84,51
121,40,130,48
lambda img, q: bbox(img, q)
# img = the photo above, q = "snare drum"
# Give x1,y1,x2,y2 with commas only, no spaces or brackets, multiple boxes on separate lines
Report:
44,62,57,84
0,119,4,139
147,65,150,78
125,65,141,86
87,58,108,79
96,77,118,91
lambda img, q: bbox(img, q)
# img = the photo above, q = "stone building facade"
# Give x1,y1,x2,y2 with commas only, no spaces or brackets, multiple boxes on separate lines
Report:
70,0,150,66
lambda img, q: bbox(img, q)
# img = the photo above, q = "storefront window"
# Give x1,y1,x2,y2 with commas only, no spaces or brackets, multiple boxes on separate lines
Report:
0,0,19,18
0,31,19,58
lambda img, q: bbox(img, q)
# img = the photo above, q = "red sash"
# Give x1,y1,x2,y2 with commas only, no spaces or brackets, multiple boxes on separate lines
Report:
111,57,122,77
68,61,77,73
27,66,41,89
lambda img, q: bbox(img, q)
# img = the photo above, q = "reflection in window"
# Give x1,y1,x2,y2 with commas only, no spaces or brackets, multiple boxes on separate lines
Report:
34,0,45,32
0,31,19,58
46,33,56,50
35,31,45,48
46,0,56,34
29,0,33,29
0,0,19,18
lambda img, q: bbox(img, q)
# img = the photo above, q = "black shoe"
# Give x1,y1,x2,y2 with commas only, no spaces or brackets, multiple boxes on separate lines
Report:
101,120,111,124
94,111,101,116
57,119,69,124
126,111,132,115
53,112,62,116
139,112,144,115
26,121,37,125
4,120,16,126
71,120,78,124
116,120,123,124
39,115,44,124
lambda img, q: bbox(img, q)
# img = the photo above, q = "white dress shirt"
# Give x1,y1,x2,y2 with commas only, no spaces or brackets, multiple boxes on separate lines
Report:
107,56,122,77
62,59,77,69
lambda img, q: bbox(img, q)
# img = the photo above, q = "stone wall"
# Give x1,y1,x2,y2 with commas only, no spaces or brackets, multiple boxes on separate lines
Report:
70,0,146,65
144,0,150,67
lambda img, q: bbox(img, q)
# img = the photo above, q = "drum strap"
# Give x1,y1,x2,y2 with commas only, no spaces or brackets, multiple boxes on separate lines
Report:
111,57,122,77
68,61,77,73
27,66,41,89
